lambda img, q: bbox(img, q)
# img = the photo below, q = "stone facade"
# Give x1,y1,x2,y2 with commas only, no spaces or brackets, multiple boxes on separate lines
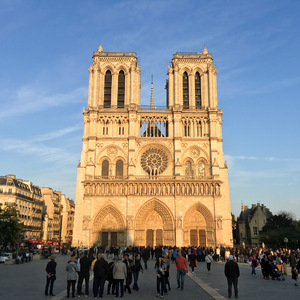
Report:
72,45,233,248
237,203,272,247
0,174,43,240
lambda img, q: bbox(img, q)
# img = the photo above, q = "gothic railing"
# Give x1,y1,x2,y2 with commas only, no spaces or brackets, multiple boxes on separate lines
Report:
84,180,221,197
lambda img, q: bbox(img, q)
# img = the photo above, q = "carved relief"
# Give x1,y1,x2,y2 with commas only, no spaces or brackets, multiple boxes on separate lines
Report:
107,146,118,157
190,147,200,158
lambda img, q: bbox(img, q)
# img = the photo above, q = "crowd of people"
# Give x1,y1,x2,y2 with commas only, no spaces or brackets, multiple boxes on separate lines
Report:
43,245,300,298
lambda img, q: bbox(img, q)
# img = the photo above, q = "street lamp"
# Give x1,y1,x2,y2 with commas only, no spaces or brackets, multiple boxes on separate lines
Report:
284,237,288,250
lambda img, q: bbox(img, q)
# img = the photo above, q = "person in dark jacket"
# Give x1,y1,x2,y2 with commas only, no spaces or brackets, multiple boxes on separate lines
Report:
93,254,109,298
132,254,143,291
45,255,57,296
77,251,91,297
225,255,240,299
107,257,117,295
142,246,150,270
123,254,134,294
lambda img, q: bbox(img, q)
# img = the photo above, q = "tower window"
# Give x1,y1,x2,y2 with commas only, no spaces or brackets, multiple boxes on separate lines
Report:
185,161,193,177
198,161,205,176
102,160,109,177
195,72,201,109
116,160,124,178
118,70,125,108
104,70,112,108
183,72,189,109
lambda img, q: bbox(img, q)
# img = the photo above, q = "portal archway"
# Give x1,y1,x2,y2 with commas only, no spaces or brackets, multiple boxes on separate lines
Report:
135,199,175,246
183,202,215,247
92,205,126,246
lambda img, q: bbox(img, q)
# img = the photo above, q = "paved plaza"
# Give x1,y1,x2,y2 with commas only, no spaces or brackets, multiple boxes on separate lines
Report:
0,253,298,300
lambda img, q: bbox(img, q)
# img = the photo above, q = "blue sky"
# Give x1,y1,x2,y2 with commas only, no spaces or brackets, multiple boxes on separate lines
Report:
1,0,299,219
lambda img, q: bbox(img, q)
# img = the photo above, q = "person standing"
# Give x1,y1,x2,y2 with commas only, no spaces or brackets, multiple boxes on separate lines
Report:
132,254,143,291
77,251,91,297
66,255,78,298
45,255,57,296
225,255,240,299
123,253,133,294
175,251,188,291
93,254,109,298
205,252,213,272
107,256,117,295
113,256,127,298
155,256,167,299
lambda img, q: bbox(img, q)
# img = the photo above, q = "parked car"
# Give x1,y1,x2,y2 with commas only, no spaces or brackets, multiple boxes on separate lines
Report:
0,253,11,263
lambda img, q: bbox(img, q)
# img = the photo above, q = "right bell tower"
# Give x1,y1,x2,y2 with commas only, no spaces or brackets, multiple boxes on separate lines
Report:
166,46,233,246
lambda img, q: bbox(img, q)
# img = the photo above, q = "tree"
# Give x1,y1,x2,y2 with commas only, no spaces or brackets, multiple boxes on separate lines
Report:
259,211,300,249
0,205,24,247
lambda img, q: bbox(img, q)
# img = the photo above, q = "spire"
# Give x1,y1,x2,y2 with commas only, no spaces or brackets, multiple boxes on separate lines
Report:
98,44,103,52
202,45,208,54
150,74,154,109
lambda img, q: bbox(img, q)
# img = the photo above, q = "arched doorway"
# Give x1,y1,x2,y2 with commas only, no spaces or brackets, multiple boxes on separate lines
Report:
135,199,175,246
183,202,215,247
92,205,126,246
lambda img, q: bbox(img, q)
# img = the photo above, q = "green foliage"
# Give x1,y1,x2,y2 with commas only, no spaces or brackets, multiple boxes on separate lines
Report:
259,211,300,248
0,206,24,247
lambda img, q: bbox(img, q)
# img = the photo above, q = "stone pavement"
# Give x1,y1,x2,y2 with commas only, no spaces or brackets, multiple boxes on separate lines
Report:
0,253,298,300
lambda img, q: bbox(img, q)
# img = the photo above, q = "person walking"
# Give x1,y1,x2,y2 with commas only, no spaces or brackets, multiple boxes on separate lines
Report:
155,256,167,299
175,251,188,291
205,252,213,272
113,256,127,298
248,253,258,276
93,253,108,298
132,254,143,291
189,251,197,273
45,255,57,296
77,251,91,297
163,254,171,292
66,255,78,298
142,246,150,270
225,255,240,299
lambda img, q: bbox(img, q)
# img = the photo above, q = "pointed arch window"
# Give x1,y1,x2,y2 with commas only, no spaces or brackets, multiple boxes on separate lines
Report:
198,161,205,177
116,160,124,178
185,161,193,177
183,72,189,109
118,70,125,108
195,72,201,109
102,160,109,177
104,70,112,108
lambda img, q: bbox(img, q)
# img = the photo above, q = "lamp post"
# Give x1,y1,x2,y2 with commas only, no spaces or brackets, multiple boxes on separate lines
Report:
284,237,288,250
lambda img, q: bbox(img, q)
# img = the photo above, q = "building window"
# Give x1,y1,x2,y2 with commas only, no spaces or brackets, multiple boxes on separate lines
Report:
195,72,201,109
116,160,124,178
104,70,112,108
118,70,125,108
8,188,12,194
198,161,205,176
183,72,189,109
0,188,3,193
102,160,109,177
253,227,258,236
185,161,193,177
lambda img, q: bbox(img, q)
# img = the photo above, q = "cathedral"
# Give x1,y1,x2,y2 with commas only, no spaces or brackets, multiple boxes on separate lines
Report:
72,44,233,248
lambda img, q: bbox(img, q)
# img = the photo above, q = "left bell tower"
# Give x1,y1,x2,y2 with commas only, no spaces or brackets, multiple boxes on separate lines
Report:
72,45,141,247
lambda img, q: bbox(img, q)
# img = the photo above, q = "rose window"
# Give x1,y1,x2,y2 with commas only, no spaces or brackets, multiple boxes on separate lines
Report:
141,148,168,175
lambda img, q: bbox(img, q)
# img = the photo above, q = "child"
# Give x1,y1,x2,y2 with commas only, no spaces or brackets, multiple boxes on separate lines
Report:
292,266,298,286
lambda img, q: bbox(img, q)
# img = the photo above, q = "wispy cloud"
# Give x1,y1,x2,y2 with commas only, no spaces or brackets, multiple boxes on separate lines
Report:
0,85,87,119
33,124,82,142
